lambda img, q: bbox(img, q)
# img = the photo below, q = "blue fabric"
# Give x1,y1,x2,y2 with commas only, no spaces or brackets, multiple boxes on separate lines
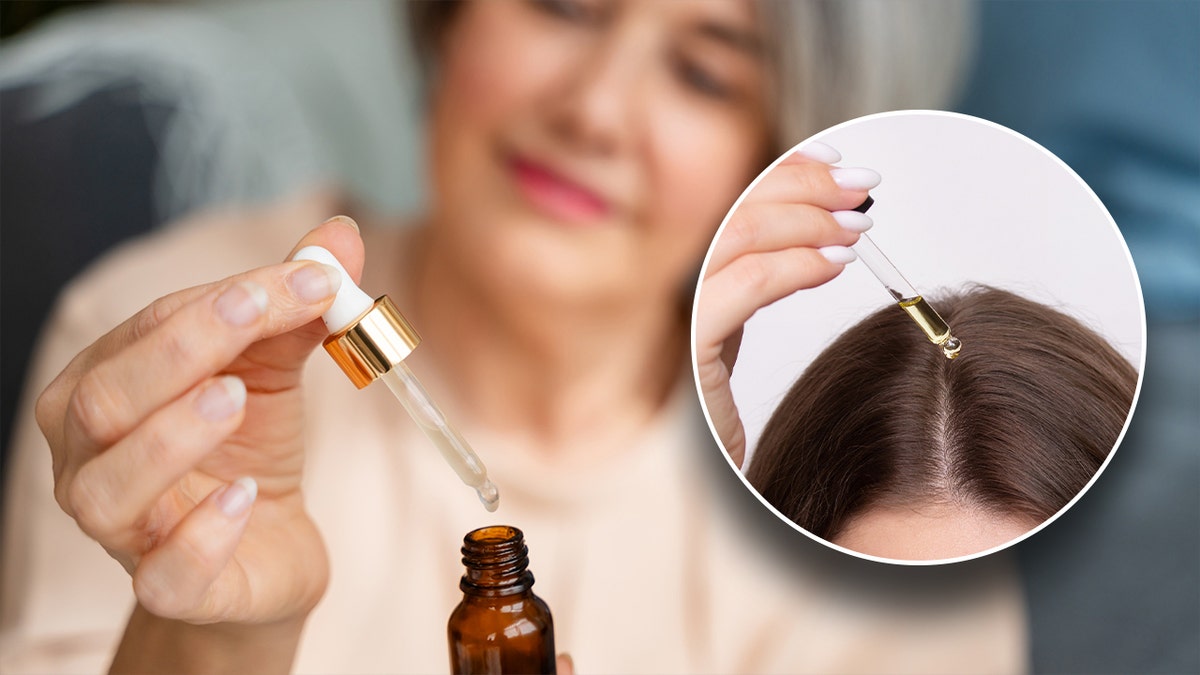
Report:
957,0,1200,321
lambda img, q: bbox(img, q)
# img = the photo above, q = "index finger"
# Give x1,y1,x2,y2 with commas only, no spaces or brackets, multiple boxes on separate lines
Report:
108,216,365,367
42,216,363,406
57,217,364,454
62,262,332,455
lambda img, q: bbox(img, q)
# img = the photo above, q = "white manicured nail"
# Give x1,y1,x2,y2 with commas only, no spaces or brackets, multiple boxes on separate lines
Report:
819,246,858,264
217,477,257,518
830,168,882,190
832,211,874,233
797,141,842,164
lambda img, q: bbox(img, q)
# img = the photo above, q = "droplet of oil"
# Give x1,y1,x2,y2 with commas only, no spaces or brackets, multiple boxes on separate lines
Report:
476,479,500,512
941,336,962,360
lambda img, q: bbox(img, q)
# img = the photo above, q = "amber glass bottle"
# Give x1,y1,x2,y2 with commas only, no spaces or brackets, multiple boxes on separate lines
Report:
448,526,556,674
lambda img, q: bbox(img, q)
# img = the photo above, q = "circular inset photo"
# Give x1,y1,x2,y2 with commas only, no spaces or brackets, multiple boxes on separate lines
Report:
693,110,1144,565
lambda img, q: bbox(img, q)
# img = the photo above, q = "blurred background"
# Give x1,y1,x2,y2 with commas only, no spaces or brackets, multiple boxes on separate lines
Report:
2,1,1196,672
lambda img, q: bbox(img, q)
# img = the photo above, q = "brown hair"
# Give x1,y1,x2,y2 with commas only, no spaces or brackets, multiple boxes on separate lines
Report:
745,286,1138,541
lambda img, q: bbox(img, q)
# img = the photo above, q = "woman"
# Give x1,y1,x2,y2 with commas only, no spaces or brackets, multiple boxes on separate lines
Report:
2,2,1020,673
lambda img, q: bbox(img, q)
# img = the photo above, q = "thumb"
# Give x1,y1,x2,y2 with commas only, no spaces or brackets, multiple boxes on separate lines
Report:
284,215,365,282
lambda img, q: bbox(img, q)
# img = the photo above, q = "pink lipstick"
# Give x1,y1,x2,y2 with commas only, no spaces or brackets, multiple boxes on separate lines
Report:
509,156,611,223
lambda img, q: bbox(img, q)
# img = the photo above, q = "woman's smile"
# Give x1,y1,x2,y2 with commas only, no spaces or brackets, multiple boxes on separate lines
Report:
506,153,614,225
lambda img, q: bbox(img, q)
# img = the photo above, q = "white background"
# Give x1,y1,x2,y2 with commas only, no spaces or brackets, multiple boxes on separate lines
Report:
716,111,1145,468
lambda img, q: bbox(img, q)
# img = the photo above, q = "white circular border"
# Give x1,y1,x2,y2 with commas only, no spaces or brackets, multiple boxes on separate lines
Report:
690,110,1148,567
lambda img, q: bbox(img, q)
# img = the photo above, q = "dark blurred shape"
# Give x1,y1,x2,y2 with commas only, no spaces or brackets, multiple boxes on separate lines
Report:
957,1,1200,673
0,1,359,489
0,1,97,40
0,81,171,474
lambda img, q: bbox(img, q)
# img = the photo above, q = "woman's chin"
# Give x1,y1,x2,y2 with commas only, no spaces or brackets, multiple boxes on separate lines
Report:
495,247,640,314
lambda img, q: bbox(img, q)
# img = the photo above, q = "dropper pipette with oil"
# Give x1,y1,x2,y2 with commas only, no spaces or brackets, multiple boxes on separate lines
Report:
293,246,500,511
850,197,962,359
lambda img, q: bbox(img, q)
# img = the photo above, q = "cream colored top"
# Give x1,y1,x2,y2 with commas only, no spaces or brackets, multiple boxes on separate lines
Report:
1,189,1027,674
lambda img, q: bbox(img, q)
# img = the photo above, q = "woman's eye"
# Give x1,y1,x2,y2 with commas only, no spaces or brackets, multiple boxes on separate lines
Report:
676,59,734,100
531,0,597,24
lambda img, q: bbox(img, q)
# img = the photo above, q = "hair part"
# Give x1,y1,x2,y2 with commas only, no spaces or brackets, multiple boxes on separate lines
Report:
746,286,1138,540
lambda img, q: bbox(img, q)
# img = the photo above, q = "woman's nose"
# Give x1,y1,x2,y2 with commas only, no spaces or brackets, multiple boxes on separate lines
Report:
543,31,645,156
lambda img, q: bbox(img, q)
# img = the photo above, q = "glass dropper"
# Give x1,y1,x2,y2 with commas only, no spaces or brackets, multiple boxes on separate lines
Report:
293,245,500,511
850,198,962,359
380,362,499,509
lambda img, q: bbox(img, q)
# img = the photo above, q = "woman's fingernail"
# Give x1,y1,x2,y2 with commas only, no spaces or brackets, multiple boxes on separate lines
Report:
195,376,247,422
819,246,858,264
326,215,359,233
830,167,882,191
215,282,268,327
217,477,257,518
832,211,874,233
797,141,842,164
287,263,342,303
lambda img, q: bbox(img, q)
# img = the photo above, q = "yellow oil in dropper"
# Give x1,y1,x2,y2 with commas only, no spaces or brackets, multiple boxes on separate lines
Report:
850,197,962,359
898,296,962,359
294,246,500,511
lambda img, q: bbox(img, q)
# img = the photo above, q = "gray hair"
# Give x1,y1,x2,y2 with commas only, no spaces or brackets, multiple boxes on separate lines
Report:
757,0,976,152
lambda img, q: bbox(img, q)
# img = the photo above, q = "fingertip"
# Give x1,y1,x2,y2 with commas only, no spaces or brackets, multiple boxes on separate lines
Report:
220,375,247,407
831,210,874,234
133,481,251,620
795,140,842,165
194,375,248,423
287,216,366,283
325,215,359,233
216,476,257,518
830,167,882,191
818,246,858,265
286,261,343,304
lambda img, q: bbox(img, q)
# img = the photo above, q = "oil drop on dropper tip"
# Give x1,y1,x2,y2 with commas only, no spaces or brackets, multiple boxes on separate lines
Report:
849,198,962,360
292,245,500,511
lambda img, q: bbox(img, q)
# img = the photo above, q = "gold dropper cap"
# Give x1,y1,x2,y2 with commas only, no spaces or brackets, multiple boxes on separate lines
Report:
322,295,421,389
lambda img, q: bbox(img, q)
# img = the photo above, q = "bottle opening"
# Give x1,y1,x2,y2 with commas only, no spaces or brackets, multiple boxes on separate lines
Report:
460,525,534,596
465,525,520,545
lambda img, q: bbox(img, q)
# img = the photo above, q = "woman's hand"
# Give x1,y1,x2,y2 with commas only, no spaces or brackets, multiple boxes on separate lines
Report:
35,216,363,627
695,144,878,468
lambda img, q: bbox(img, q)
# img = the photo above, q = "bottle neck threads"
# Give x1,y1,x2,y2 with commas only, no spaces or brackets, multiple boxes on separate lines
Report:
460,526,534,597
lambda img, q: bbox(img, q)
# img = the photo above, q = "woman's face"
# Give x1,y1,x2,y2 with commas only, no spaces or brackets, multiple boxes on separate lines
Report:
427,0,768,312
